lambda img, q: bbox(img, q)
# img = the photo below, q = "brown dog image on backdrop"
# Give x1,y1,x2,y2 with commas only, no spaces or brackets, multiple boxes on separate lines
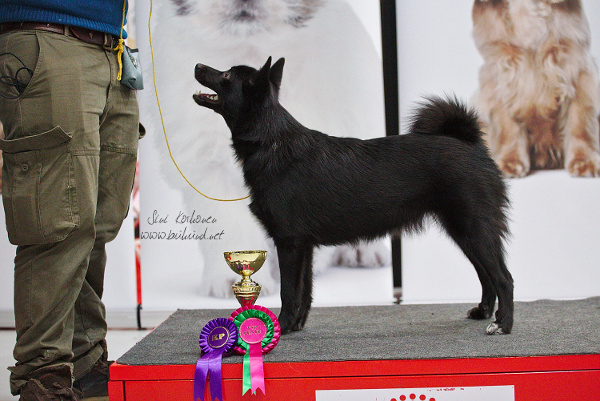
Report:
472,0,600,177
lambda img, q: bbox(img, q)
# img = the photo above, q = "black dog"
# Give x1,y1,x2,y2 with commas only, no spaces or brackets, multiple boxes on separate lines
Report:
193,57,514,335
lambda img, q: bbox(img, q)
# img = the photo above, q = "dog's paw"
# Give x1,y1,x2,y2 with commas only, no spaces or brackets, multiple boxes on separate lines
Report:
332,242,390,268
279,323,292,335
567,152,600,177
485,322,504,335
467,304,493,320
203,277,237,299
291,308,311,332
278,312,296,335
485,321,509,335
499,159,529,178
312,247,335,275
292,317,307,332
486,319,512,335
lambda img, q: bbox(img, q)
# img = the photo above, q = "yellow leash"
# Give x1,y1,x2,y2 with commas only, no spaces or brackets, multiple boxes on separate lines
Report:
147,0,250,202
114,0,126,80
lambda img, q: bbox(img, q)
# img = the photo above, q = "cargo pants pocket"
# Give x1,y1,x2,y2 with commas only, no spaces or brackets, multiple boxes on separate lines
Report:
0,126,79,245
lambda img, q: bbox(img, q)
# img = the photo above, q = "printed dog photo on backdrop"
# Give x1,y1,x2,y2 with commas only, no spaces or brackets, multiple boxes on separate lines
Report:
145,0,390,299
472,0,600,177
193,57,515,335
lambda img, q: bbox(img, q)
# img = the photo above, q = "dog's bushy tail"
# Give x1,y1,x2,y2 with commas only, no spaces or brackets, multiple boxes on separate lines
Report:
408,95,482,144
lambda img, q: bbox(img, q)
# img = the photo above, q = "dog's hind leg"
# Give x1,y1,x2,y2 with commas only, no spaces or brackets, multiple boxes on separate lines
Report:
439,205,513,334
455,234,514,334
275,239,312,334
448,232,496,320
485,253,514,335
466,262,497,321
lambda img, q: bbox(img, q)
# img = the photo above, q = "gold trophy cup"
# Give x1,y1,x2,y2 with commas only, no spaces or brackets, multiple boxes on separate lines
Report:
224,250,267,306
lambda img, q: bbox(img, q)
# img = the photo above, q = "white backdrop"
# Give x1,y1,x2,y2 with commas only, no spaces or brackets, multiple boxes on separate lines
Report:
133,0,394,311
398,0,600,304
1,1,599,315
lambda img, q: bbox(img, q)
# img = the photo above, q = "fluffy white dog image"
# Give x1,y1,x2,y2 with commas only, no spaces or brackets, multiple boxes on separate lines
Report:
145,0,389,298
472,0,600,177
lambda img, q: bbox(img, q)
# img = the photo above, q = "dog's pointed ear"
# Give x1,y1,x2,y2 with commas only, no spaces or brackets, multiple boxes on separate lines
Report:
255,57,272,89
270,58,285,89
261,56,272,72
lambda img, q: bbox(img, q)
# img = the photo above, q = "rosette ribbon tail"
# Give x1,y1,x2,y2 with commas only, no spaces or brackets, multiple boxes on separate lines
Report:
242,343,265,395
231,306,280,397
194,350,225,401
208,351,224,401
242,349,251,395
196,318,238,401
249,342,265,394
194,354,208,401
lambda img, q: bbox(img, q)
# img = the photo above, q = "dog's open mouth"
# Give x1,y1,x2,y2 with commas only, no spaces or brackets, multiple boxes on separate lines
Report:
193,89,220,109
193,63,224,110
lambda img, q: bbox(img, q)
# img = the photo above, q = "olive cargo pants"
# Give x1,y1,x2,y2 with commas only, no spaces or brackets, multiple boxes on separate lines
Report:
0,29,139,394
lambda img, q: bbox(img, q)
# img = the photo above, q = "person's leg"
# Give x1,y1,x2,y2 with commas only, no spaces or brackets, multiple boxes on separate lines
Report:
0,30,111,396
71,43,139,382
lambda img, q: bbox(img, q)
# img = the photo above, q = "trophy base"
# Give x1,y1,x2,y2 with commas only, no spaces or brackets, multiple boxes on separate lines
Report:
232,283,262,307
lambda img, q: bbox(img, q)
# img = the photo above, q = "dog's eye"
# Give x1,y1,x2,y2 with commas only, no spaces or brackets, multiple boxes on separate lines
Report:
223,72,231,80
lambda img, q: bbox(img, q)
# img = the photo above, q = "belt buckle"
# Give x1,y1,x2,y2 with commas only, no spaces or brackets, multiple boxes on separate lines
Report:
103,34,115,51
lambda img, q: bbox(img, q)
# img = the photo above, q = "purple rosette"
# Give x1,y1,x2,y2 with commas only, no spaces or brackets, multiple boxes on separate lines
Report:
195,318,238,401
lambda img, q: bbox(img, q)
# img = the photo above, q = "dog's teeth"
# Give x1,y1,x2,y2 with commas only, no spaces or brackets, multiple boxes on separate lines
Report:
195,91,218,101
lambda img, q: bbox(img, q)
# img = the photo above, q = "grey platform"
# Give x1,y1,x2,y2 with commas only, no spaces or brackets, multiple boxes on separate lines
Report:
118,297,600,366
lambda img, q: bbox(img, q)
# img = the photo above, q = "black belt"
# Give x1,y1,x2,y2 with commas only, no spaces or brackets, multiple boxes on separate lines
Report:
0,22,118,50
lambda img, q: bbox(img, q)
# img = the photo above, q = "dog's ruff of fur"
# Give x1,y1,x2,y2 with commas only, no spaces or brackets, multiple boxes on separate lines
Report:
193,57,515,335
472,0,600,177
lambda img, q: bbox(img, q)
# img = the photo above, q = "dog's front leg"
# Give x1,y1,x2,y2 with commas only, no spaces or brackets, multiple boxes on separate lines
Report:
276,239,308,334
563,71,600,177
294,245,314,332
488,106,530,178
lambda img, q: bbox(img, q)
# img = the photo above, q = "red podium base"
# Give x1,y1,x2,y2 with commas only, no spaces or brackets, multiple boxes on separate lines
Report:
109,354,599,401
108,300,600,401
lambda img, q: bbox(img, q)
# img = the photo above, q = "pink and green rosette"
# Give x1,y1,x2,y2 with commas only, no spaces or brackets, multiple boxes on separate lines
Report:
195,318,238,401
229,305,281,395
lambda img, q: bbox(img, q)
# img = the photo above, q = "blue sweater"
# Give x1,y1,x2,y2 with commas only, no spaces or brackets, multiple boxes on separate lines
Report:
0,0,128,38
